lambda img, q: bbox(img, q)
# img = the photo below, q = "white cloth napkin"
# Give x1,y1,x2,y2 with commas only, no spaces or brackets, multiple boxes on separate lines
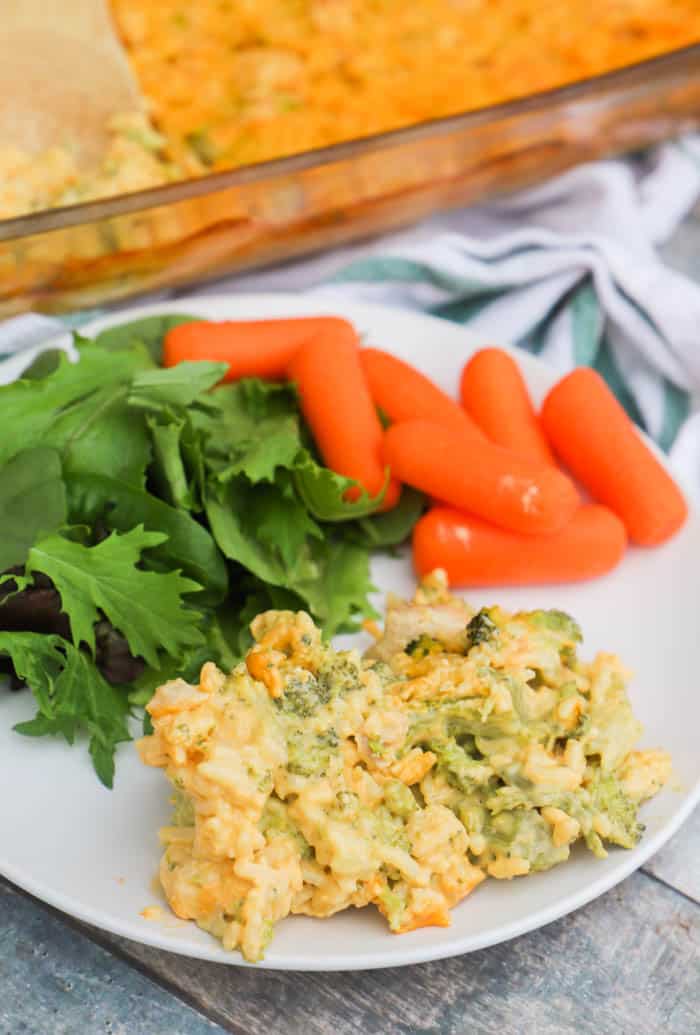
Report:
3,137,700,494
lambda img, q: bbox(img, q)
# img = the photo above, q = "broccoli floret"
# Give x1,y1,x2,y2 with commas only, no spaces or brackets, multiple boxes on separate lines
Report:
405,634,444,658
589,771,644,849
275,675,331,718
170,786,194,827
185,128,217,166
486,807,571,871
273,655,361,718
286,728,339,777
465,609,496,651
530,609,582,644
377,884,408,931
529,609,582,668
372,806,411,851
316,655,362,698
383,779,417,818
432,737,494,793
259,797,313,858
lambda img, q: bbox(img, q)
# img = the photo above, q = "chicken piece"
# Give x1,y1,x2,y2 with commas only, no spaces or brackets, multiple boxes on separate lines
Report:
366,594,473,662
146,677,211,719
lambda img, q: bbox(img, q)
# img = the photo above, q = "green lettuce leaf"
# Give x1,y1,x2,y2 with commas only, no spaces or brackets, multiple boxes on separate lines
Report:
219,378,299,420
128,361,227,413
0,448,67,572
244,474,322,568
50,384,151,487
0,341,153,469
24,527,205,667
20,349,64,380
212,415,302,485
66,472,227,603
178,416,208,509
293,449,386,521
346,487,426,547
194,379,303,484
204,480,306,588
148,417,197,511
0,632,130,787
294,538,377,637
207,479,376,635
92,313,197,363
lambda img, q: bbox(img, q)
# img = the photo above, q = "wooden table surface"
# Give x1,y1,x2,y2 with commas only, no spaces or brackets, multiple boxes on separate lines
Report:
1,202,699,1035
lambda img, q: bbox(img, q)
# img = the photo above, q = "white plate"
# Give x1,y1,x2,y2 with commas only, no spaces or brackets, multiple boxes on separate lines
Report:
1,294,698,971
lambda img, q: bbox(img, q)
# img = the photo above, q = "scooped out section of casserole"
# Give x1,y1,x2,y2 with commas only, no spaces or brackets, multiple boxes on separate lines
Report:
0,113,178,220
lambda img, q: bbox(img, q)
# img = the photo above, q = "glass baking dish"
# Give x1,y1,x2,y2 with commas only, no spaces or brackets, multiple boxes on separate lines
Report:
1,43,699,317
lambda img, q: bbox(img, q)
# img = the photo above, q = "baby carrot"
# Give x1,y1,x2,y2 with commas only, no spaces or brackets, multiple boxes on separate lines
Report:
290,326,401,511
360,348,485,439
383,419,578,534
460,347,555,465
541,368,687,546
412,504,627,586
163,316,355,381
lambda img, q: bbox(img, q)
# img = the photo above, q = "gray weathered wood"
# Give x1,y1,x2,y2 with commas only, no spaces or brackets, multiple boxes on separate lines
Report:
0,880,224,1035
88,866,698,1035
642,807,700,904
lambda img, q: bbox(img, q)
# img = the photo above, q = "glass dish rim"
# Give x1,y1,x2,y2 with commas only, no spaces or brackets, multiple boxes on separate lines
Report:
2,39,699,243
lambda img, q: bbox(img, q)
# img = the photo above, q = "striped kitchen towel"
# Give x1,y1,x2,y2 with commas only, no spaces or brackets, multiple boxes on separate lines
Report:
3,136,700,494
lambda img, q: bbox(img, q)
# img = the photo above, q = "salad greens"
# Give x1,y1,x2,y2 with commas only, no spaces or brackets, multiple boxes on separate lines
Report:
0,316,424,785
